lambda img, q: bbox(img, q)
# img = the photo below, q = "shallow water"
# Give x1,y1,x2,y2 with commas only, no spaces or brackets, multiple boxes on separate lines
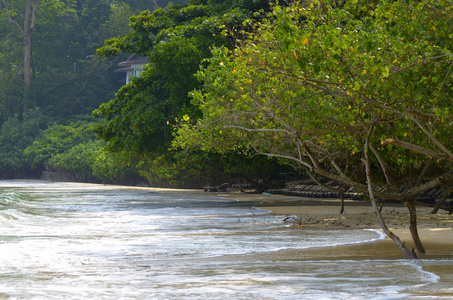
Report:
0,180,452,299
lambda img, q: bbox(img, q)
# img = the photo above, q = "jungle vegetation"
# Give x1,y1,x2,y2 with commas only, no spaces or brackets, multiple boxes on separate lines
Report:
2,1,453,258
1,0,286,187
172,0,453,259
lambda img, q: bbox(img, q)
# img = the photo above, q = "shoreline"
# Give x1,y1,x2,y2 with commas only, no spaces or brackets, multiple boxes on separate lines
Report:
3,179,453,254
88,181,453,251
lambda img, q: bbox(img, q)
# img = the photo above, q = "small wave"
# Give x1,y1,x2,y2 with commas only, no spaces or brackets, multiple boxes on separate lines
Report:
252,206,273,214
412,263,440,284
364,228,388,241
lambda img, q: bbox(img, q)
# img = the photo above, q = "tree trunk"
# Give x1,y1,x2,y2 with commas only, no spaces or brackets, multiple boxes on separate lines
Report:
405,198,425,254
431,186,453,214
1,0,40,119
340,188,345,214
23,27,32,119
369,193,417,259
364,126,417,260
22,0,33,119
379,199,386,213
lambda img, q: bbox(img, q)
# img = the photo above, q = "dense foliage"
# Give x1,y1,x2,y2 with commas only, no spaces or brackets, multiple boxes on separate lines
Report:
0,0,186,181
178,0,453,185
95,0,273,152
1,0,283,187
24,120,138,182
174,0,453,258
0,109,47,178
93,0,283,187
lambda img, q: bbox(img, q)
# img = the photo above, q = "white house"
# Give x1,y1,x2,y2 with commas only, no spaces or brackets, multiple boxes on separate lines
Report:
115,53,148,84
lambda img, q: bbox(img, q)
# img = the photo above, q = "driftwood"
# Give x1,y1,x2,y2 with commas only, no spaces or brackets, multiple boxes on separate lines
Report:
204,183,228,192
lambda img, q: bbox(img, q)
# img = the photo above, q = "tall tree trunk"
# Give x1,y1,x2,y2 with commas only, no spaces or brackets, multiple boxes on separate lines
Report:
1,0,41,119
23,23,32,119
405,198,425,254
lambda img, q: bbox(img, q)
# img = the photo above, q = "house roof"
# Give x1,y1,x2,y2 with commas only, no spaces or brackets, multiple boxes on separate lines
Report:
114,67,133,73
118,53,148,67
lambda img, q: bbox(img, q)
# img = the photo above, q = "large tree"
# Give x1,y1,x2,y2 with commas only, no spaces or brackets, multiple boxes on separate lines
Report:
175,0,453,259
1,0,43,118
0,18,23,121
31,0,135,119
93,0,277,186
0,0,143,179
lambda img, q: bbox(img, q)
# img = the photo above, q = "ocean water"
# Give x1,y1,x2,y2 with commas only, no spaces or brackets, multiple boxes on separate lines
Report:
0,180,452,299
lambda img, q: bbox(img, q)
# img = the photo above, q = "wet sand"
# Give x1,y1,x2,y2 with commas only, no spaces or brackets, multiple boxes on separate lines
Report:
110,184,453,251
190,189,453,257
27,181,453,256
4,179,453,299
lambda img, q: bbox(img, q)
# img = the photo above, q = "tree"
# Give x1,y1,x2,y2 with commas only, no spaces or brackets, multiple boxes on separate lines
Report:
31,0,133,120
122,0,188,12
0,0,151,178
95,0,273,151
0,24,23,122
24,120,138,182
1,0,42,118
0,108,47,178
93,0,276,187
175,0,453,259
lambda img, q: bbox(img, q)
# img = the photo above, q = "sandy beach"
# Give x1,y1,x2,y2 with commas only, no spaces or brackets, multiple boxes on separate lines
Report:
134,186,453,253
21,181,453,256
2,179,452,298
95,183,453,247
226,190,453,248
64,182,453,238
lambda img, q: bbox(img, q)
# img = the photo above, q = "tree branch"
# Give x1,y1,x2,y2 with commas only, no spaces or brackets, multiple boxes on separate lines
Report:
30,0,43,30
382,138,450,161
248,142,314,171
383,109,453,161
406,171,453,199
415,158,432,187
1,0,25,35
369,143,398,192
224,125,287,133
364,123,417,260
389,53,453,77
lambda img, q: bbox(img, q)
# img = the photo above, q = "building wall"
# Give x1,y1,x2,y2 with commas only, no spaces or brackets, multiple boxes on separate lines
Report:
126,64,145,84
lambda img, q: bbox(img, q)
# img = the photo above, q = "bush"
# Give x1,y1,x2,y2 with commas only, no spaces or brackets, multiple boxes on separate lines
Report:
26,119,140,183
0,109,48,178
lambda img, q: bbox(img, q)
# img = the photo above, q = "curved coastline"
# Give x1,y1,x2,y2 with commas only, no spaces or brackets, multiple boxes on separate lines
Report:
2,179,452,252
1,179,452,299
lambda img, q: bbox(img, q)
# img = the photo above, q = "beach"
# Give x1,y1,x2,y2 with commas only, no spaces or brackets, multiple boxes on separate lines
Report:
58,182,453,249
99,183,453,255
229,190,453,250
139,185,453,261
6,179,453,253
2,180,453,298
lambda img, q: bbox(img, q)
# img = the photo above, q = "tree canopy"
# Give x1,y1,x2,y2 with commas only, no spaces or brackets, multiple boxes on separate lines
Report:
174,0,453,259
92,0,282,187
94,0,272,152
0,0,177,180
